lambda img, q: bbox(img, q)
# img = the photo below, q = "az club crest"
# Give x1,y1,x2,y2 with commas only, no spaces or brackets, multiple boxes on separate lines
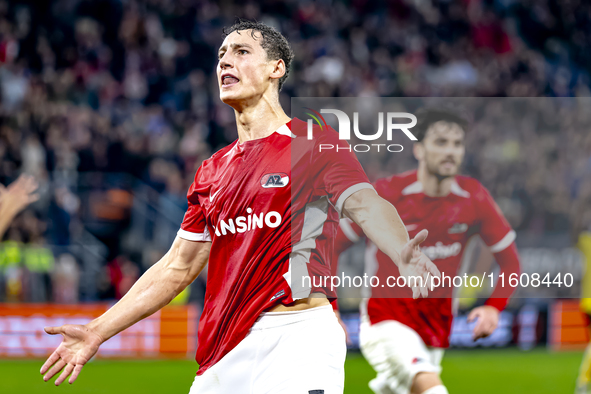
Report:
261,173,289,188
448,223,468,234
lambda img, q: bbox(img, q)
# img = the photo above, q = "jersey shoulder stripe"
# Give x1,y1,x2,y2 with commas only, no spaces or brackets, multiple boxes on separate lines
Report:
454,175,487,196
373,170,418,202
490,230,516,253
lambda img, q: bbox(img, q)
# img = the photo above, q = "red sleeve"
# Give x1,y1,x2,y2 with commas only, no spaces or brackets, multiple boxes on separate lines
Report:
312,129,374,217
178,170,212,242
485,243,521,311
473,182,520,311
474,183,515,251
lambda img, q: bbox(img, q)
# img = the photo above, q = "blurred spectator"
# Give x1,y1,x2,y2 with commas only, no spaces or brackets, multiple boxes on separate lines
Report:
105,254,140,300
52,253,79,303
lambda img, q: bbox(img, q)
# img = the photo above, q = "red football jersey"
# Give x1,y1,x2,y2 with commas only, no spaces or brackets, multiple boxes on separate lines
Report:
179,118,372,375
335,170,517,348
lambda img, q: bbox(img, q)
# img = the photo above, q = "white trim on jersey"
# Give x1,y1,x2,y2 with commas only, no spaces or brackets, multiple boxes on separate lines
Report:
177,227,212,242
339,218,360,242
222,146,235,158
450,180,470,198
288,196,330,300
276,124,296,138
401,180,423,195
335,183,375,217
402,179,470,198
489,229,516,253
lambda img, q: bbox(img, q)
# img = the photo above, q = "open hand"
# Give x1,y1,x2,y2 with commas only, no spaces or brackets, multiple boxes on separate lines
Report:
399,229,441,299
40,324,104,385
0,174,39,215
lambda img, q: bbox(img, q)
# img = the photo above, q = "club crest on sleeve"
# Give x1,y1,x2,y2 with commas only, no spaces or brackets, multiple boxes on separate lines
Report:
261,173,289,188
448,223,468,234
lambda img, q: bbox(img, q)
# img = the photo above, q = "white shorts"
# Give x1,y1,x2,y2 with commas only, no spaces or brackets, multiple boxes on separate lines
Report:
359,320,444,394
189,305,346,394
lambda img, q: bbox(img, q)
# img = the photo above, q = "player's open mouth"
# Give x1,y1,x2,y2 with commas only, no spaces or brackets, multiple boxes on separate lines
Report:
222,74,240,87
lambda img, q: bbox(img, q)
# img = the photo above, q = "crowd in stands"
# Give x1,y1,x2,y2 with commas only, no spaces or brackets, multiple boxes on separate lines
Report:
0,0,590,302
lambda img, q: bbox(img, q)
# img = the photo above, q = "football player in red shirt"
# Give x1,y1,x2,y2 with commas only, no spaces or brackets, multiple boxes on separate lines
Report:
39,21,440,393
334,109,521,394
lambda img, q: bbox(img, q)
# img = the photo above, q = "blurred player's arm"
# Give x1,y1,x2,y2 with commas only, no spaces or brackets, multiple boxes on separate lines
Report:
0,175,39,238
484,243,521,310
469,242,520,340
468,184,521,340
40,236,211,386
342,188,440,298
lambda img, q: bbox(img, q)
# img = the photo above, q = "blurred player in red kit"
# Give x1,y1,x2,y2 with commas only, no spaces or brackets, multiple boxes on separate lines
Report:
39,20,440,393
335,109,521,394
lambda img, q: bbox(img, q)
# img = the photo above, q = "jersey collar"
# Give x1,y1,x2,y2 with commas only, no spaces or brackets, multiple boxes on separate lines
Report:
224,121,295,158
276,122,296,138
401,179,470,198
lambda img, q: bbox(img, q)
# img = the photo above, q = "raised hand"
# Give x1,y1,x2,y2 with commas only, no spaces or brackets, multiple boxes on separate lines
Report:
0,174,40,213
399,229,441,299
40,324,104,386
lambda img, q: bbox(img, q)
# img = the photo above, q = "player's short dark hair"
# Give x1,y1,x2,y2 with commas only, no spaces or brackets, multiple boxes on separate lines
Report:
222,19,294,92
413,108,469,142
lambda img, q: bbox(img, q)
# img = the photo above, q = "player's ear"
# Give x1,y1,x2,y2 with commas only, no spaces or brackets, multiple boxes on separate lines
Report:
413,142,424,161
269,58,286,81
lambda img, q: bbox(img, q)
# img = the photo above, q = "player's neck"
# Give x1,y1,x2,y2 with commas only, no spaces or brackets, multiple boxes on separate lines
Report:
232,93,291,143
417,166,454,197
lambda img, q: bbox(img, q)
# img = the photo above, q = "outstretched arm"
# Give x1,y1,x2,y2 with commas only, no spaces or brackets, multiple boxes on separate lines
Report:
0,175,39,238
40,236,211,385
342,188,440,298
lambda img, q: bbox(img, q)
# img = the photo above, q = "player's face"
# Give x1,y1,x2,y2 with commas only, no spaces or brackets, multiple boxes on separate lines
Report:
415,121,465,178
217,30,283,106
